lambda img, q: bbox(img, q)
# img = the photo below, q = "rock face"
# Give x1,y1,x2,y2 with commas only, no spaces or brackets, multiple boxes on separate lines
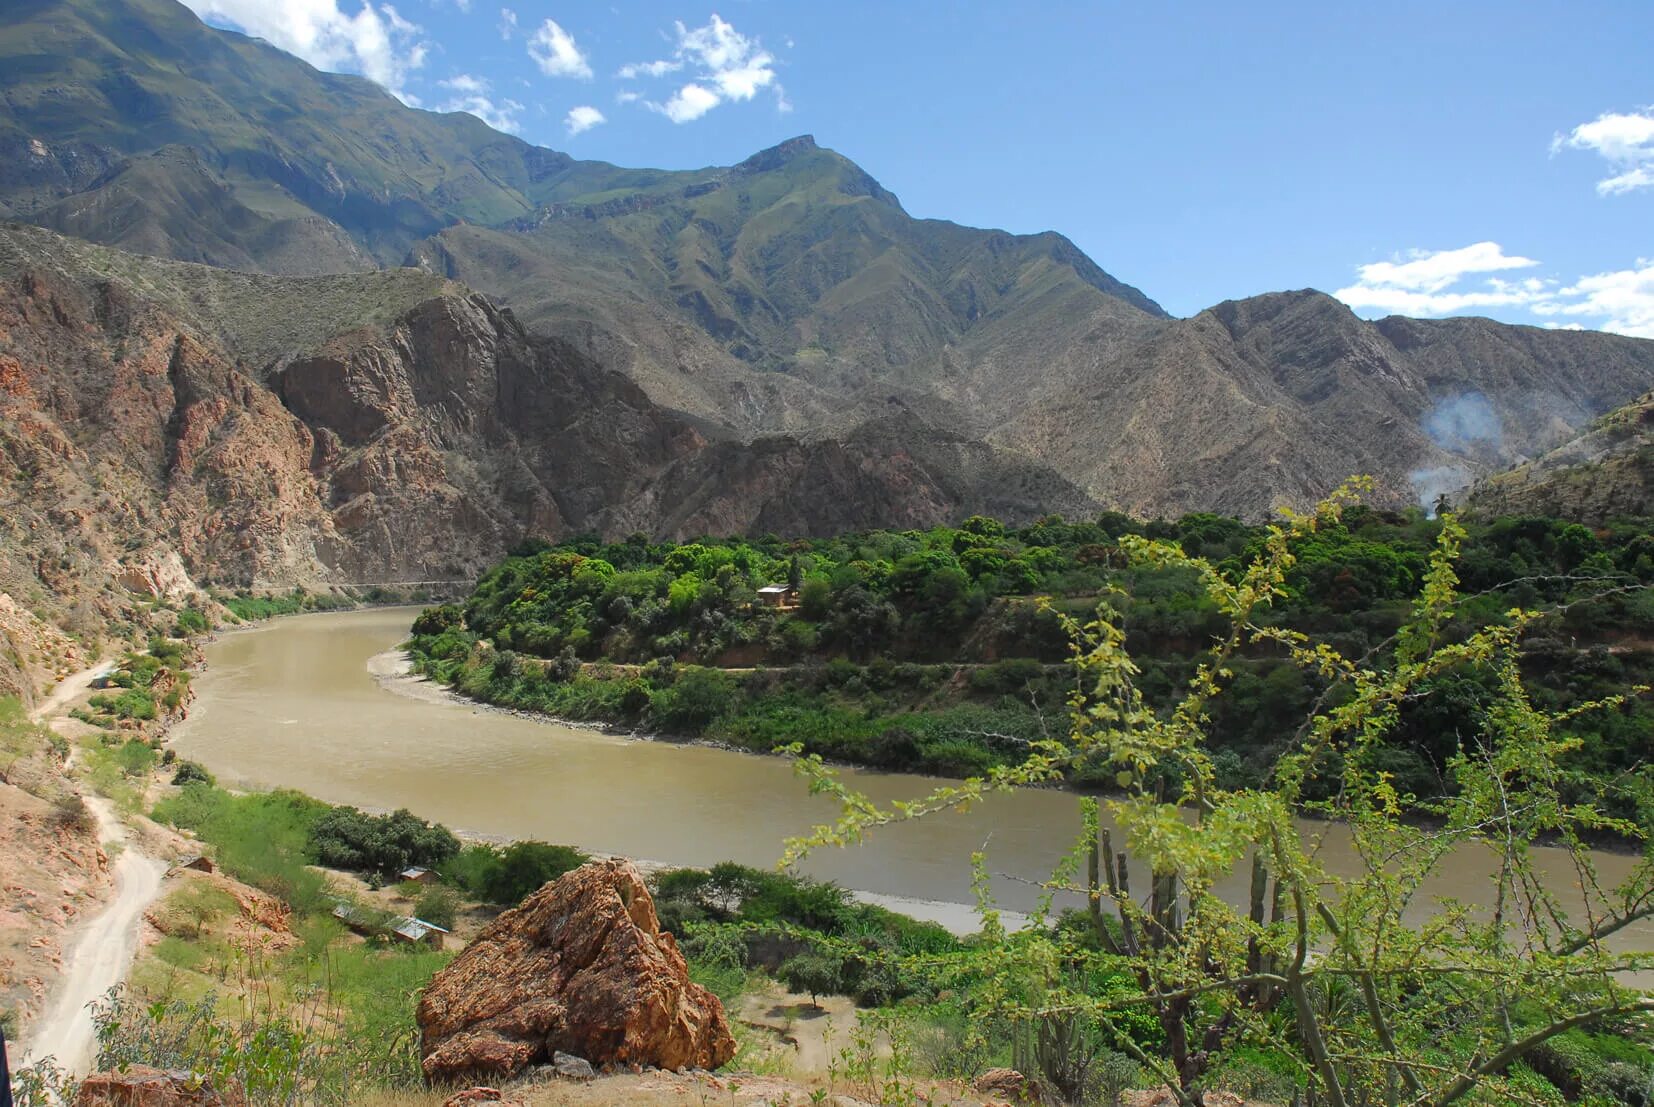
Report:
417,859,735,1083
74,1067,246,1106
1464,390,1654,522
0,222,1100,634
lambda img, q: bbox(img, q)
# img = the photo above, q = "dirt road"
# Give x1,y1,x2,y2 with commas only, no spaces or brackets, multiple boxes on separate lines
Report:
26,661,116,724
21,661,167,1076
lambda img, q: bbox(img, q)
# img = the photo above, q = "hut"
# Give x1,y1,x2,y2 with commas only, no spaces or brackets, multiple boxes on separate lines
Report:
175,854,215,874
392,916,449,950
756,584,801,611
399,866,438,886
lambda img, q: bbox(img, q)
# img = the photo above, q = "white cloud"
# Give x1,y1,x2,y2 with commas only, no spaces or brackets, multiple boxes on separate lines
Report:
1553,108,1654,195
617,59,681,79
497,7,516,39
615,90,641,104
624,14,783,124
528,18,592,78
1336,243,1654,340
436,74,523,132
659,83,720,123
1334,242,1544,315
182,0,428,99
1533,261,1654,338
564,105,606,136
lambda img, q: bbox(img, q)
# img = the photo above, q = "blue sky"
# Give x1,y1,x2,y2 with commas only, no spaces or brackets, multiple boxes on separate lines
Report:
187,0,1653,335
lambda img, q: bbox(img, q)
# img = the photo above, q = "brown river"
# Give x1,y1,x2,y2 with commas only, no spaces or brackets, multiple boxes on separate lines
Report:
168,607,1651,974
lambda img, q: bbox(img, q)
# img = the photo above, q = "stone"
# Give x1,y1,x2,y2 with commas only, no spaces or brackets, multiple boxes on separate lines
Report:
975,1067,1038,1104
440,1090,505,1107
417,858,736,1083
74,1067,246,1106
551,1051,596,1082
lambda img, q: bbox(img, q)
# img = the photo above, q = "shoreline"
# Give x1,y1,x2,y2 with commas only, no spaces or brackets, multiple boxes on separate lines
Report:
388,642,1649,859
177,632,1023,936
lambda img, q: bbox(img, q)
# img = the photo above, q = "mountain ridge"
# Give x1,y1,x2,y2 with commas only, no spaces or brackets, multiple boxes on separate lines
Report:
3,0,1654,540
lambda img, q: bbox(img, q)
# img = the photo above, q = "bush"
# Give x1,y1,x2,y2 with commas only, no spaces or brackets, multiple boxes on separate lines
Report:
309,806,461,878
413,885,460,930
441,841,589,906
411,604,464,636
170,760,214,787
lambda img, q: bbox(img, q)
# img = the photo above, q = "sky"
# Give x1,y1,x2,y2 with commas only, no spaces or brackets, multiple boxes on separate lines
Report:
183,0,1653,336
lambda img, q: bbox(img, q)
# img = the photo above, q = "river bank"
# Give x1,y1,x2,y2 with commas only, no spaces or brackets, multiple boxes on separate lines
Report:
160,607,1654,980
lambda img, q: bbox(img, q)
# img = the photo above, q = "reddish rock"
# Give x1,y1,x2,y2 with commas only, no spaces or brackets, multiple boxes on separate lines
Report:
976,1067,1039,1104
440,1090,514,1107
74,1066,245,1106
417,858,735,1083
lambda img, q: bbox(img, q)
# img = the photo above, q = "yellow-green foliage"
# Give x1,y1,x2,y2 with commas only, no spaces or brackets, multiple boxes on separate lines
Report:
781,482,1654,1107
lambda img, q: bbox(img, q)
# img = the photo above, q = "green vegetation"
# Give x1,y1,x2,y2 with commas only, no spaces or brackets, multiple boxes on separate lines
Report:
778,489,1654,1106
411,508,1654,818
219,589,356,623
75,640,191,729
439,841,590,906
308,806,460,880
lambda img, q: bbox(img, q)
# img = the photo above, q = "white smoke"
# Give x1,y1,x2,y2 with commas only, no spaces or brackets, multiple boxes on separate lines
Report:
1410,393,1504,512
1408,464,1473,514
1421,392,1502,453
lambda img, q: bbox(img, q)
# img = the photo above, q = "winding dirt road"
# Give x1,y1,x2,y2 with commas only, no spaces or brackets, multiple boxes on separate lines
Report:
20,663,167,1076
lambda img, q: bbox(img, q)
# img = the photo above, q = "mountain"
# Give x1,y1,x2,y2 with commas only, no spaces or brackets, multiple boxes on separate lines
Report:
1462,391,1654,522
4,0,1654,543
0,222,1095,632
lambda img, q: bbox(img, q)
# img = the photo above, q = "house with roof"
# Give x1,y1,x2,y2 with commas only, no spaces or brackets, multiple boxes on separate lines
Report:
756,584,801,611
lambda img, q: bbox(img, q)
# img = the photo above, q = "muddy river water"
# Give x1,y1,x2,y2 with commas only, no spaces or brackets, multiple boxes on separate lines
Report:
169,607,1651,970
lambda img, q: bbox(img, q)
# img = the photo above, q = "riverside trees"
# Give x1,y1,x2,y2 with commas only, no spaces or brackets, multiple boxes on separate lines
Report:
780,484,1654,1105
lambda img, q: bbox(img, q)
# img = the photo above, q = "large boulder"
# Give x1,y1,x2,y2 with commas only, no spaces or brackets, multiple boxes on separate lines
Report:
417,858,736,1083
74,1067,245,1106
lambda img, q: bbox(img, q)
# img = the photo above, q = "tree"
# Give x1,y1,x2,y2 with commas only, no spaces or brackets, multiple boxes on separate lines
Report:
780,949,843,1010
781,482,1654,1107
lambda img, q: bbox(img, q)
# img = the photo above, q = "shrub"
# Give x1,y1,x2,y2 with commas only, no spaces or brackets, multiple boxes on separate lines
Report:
413,885,460,930
308,806,461,878
171,759,214,787
441,841,589,906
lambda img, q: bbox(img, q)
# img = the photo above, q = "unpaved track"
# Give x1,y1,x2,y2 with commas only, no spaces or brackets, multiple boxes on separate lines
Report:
27,661,116,724
22,662,167,1075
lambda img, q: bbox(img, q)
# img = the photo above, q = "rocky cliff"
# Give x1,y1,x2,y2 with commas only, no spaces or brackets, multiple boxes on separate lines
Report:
0,223,1092,645
1463,391,1654,522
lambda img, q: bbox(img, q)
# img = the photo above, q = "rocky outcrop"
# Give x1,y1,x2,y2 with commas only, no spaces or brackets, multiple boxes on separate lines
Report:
1463,390,1654,522
417,859,735,1083
0,224,1105,637
74,1066,245,1106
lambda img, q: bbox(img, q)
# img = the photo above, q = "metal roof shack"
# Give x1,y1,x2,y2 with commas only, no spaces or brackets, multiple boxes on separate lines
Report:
399,866,437,884
392,916,449,949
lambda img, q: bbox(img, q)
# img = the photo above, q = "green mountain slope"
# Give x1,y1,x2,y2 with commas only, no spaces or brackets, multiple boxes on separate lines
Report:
0,0,575,265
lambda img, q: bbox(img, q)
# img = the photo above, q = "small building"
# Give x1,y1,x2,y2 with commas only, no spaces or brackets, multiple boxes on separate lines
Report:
756,584,801,611
392,916,449,950
331,901,376,934
399,866,438,885
175,854,215,874
332,900,448,949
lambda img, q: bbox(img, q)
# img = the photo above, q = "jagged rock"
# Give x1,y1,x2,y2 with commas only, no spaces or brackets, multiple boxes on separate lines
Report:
975,1067,1038,1104
551,1051,596,1082
417,858,735,1083
74,1066,245,1106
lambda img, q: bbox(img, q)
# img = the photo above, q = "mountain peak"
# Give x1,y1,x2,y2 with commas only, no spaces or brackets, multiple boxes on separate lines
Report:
734,135,819,173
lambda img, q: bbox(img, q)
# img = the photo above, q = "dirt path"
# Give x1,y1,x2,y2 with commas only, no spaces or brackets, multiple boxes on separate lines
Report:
26,659,116,724
21,658,167,1076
